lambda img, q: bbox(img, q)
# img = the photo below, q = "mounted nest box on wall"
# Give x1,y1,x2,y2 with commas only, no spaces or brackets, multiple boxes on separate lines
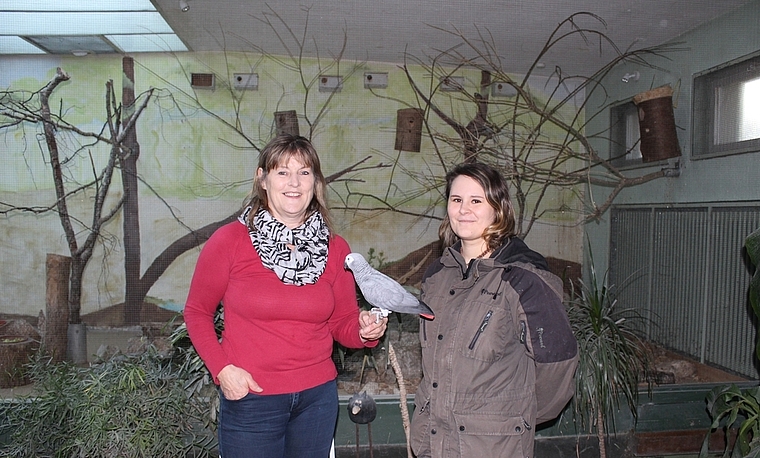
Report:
191,73,215,89
633,85,681,163
319,75,343,92
395,108,424,152
491,81,518,98
364,72,388,89
274,110,300,136
233,73,258,90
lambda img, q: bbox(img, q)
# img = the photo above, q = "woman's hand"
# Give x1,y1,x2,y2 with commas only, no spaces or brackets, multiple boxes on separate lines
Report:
359,310,388,342
217,364,263,400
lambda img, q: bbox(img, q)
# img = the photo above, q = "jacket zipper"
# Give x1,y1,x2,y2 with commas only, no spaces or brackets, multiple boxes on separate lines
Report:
418,399,430,414
468,310,493,350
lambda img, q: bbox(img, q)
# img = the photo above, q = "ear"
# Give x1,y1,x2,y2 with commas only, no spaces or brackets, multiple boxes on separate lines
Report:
256,167,266,190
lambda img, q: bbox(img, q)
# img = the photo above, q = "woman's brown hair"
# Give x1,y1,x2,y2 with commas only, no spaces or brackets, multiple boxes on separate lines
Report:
439,162,517,249
243,134,334,234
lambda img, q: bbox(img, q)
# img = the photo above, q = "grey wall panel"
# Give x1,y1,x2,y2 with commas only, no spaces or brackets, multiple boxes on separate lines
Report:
608,204,760,379
703,208,760,376
610,208,653,336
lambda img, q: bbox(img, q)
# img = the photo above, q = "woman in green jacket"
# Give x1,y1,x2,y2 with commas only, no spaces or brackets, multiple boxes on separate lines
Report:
410,162,577,458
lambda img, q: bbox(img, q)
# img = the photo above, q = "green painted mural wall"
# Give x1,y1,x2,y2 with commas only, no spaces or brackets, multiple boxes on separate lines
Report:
1,48,583,318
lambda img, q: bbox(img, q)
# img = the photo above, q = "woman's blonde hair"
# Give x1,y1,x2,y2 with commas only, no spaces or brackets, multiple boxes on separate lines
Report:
243,134,334,234
439,162,517,249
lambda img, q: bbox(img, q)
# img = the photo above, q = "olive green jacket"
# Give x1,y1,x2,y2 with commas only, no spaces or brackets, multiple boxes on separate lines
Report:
410,238,578,458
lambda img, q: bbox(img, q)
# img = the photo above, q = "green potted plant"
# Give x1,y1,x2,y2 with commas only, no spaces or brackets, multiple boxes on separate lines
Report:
700,227,760,458
567,249,652,458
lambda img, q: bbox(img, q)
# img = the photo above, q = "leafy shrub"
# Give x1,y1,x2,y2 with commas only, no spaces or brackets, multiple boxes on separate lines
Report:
0,346,216,457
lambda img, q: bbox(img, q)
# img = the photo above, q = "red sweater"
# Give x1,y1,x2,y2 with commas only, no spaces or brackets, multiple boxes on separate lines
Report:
184,221,372,395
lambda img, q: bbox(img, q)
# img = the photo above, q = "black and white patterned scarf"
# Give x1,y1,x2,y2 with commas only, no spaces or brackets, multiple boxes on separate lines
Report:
239,206,329,285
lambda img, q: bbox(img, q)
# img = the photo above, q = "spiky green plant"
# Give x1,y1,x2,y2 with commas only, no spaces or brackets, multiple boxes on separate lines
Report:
702,384,760,458
169,304,224,399
0,347,216,458
567,253,651,458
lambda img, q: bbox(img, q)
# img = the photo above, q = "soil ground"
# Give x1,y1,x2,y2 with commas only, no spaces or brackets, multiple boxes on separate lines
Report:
643,341,747,385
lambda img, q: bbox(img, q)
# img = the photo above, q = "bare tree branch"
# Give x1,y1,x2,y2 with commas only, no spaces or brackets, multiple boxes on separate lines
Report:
376,13,684,237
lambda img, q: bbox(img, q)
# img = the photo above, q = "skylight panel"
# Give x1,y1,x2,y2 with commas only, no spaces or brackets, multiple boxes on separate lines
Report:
3,12,174,36
0,1,158,12
0,36,45,55
107,35,188,54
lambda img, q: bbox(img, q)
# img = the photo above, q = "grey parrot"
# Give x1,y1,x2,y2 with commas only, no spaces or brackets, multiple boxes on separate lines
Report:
344,252,435,321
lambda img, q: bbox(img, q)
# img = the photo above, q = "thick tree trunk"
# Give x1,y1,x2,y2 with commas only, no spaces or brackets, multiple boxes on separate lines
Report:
463,71,492,163
68,257,85,324
67,256,88,363
44,253,70,363
0,336,37,388
120,56,142,325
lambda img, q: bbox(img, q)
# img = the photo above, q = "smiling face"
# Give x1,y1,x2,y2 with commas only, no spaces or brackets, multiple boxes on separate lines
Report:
258,155,315,228
447,175,497,245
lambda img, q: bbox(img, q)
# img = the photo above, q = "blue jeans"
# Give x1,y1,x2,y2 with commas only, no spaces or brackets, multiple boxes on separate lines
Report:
217,379,338,458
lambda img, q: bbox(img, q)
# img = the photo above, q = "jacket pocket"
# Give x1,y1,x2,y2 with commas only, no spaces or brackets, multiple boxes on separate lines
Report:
452,412,531,457
419,318,432,349
410,393,432,456
458,306,511,362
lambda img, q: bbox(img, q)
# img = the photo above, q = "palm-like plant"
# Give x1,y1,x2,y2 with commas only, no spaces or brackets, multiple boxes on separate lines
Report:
567,253,651,458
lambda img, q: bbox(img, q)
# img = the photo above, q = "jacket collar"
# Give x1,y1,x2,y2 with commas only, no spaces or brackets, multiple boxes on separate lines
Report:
441,237,549,273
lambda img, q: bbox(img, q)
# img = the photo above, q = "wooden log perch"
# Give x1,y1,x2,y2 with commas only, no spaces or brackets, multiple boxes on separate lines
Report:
45,253,71,363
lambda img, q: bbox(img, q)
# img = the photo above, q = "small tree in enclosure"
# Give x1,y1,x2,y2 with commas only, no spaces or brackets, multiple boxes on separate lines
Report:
0,67,154,332
350,12,683,238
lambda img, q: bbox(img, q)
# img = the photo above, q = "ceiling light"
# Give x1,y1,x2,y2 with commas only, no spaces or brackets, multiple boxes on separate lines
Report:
71,50,90,57
180,0,190,12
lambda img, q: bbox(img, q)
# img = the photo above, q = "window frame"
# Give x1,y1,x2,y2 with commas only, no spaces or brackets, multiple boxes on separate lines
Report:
691,51,760,160
609,100,642,167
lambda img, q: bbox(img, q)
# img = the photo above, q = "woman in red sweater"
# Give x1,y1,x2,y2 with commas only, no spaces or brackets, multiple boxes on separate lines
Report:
185,135,387,458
